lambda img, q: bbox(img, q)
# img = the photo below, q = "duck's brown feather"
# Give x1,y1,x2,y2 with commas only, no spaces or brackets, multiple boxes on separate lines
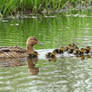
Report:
0,46,27,58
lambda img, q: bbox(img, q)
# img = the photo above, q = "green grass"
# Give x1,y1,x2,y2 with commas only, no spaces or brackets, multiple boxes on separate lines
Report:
0,0,92,17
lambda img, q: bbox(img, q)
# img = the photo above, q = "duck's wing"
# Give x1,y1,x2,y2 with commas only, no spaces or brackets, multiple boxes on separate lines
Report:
0,46,26,52
0,46,27,58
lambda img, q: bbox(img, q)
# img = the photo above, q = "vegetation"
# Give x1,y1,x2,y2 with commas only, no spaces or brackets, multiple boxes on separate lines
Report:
0,0,92,17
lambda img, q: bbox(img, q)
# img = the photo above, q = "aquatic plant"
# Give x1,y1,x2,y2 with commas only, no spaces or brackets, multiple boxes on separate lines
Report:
0,0,91,17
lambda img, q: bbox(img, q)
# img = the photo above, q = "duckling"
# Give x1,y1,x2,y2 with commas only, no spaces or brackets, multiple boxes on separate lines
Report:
73,47,80,56
46,52,56,58
71,43,78,48
64,46,69,51
84,46,91,54
68,43,78,54
67,44,74,54
53,48,63,54
68,48,74,54
0,36,40,58
60,47,65,54
53,47,64,54
79,48,85,56
64,44,72,52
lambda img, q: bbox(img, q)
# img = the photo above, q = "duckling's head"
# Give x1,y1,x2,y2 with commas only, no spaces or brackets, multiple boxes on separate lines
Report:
60,47,65,51
68,44,72,49
86,46,91,51
80,48,85,53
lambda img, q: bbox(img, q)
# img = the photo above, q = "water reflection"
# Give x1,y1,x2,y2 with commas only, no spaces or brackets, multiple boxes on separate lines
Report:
0,58,26,67
27,55,39,75
0,12,92,91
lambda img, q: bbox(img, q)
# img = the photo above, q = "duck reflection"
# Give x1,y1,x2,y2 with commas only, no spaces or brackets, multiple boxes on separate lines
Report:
27,54,39,75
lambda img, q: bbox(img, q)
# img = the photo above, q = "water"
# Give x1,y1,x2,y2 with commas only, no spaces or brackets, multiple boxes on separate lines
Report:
0,11,92,92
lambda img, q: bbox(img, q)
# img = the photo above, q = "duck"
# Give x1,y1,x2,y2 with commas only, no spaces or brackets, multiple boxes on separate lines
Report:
0,36,40,58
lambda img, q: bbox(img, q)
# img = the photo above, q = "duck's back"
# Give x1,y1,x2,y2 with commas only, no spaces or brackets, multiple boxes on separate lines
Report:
0,46,27,58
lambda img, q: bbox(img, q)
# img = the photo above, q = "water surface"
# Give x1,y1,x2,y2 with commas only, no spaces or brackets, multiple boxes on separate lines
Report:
0,11,92,92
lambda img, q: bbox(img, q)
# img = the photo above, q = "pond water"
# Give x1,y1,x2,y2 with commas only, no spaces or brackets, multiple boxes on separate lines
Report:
0,11,92,92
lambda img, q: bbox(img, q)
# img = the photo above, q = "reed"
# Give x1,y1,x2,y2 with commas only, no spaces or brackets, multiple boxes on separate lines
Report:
0,0,91,17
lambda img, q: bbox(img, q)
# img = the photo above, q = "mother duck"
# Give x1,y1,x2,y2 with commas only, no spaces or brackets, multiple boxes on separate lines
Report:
0,36,39,58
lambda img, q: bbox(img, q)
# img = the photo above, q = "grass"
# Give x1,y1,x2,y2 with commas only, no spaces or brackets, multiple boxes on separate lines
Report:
0,0,92,17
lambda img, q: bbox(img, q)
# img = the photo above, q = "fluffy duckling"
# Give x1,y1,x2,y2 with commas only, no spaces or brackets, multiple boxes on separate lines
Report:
71,43,78,48
67,44,74,54
60,47,65,53
46,52,56,58
84,46,91,54
67,43,78,54
52,46,65,55
73,47,80,56
79,48,85,56
64,46,69,51
64,44,72,52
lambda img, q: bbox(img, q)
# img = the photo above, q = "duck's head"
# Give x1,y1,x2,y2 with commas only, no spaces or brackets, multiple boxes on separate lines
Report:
26,36,40,46
26,36,40,54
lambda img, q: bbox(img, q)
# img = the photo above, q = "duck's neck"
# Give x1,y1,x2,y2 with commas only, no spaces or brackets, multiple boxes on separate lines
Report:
26,45,34,54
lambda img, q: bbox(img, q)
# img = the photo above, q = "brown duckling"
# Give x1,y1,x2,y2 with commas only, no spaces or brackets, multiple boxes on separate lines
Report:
67,44,74,54
71,43,78,48
64,46,69,51
64,44,73,53
79,48,85,56
46,52,56,58
60,47,65,54
53,48,63,54
67,43,78,54
73,47,80,56
84,46,91,54
0,36,40,58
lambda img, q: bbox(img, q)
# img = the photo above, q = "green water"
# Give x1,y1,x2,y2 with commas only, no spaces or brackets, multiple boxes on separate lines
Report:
0,11,92,92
